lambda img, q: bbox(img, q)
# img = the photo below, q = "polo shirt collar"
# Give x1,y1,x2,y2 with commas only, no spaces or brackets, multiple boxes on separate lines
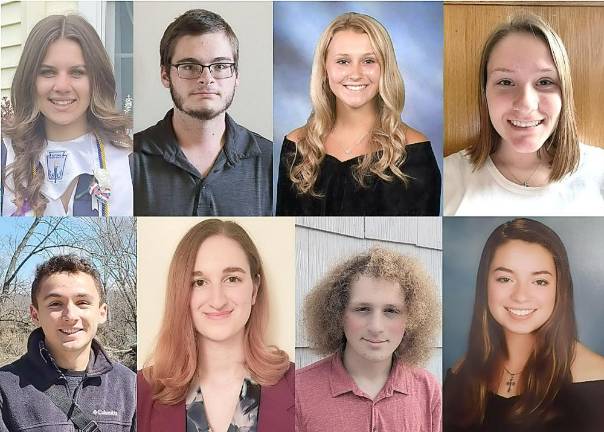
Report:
139,109,261,168
328,352,410,399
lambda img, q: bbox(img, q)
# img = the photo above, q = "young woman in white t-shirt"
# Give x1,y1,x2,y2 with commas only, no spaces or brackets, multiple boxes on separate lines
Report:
1,14,132,216
444,14,604,216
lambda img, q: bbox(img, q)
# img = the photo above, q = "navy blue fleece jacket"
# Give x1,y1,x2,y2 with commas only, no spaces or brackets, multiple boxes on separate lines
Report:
0,328,135,431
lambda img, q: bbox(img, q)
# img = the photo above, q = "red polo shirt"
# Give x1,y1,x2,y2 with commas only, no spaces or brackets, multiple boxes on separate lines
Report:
295,353,441,432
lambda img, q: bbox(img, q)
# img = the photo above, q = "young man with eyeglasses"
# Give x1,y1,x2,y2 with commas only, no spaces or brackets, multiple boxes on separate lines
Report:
132,9,272,215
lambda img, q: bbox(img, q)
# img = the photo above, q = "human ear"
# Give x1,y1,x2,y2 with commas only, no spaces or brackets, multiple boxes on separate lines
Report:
160,66,171,89
98,303,108,325
252,275,260,305
30,304,40,325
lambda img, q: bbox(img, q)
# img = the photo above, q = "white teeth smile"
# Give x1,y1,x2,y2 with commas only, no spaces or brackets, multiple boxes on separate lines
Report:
50,100,75,106
506,308,536,316
510,120,542,128
344,85,367,91
60,329,82,335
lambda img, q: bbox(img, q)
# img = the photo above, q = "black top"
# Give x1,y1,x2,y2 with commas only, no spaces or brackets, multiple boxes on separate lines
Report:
132,110,272,216
443,370,604,432
276,137,441,216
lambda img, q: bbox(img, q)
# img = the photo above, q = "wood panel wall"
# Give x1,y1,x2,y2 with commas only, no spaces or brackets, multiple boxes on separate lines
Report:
295,217,443,382
444,3,604,155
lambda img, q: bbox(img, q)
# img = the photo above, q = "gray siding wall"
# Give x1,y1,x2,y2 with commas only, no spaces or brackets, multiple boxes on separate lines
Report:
296,217,443,383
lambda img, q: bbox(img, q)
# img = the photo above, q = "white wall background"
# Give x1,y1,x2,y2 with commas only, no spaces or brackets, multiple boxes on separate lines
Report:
295,216,443,383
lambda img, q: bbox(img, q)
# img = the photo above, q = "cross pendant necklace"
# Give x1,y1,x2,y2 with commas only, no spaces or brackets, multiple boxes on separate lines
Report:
503,367,521,393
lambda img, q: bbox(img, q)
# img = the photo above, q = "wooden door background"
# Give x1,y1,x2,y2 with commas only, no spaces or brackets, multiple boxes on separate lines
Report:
444,2,604,155
295,217,443,382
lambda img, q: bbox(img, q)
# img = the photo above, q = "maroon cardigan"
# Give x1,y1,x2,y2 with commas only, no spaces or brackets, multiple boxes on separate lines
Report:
137,364,295,432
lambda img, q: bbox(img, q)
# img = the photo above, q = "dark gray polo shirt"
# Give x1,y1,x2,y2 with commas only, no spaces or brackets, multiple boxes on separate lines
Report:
131,110,272,215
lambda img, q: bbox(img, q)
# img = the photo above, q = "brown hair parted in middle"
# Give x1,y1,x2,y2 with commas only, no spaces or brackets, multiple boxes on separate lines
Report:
303,247,440,367
467,13,579,182
2,14,131,215
445,218,577,427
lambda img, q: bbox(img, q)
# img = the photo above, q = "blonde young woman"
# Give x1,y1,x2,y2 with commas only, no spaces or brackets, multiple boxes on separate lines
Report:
444,14,604,216
1,15,132,216
276,12,441,216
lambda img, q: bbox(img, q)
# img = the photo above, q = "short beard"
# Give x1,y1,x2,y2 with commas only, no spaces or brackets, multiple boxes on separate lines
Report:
169,80,235,121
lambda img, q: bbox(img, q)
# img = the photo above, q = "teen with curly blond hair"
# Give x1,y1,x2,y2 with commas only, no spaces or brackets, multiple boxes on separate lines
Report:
296,247,441,431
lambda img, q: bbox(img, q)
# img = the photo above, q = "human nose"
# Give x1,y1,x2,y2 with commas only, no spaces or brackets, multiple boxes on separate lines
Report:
62,302,78,321
512,84,539,113
196,65,215,84
367,311,385,335
510,279,530,303
208,285,228,309
52,72,72,92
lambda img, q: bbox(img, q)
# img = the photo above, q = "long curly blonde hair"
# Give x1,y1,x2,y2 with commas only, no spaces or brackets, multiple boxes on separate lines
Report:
289,12,410,196
2,14,131,215
303,247,440,367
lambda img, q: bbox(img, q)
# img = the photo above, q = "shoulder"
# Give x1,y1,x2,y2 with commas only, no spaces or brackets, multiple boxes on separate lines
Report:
572,342,604,382
577,143,604,175
109,360,136,380
0,356,31,394
579,142,604,156
133,111,173,153
226,115,273,158
445,149,472,166
404,126,429,145
296,355,333,385
402,364,440,389
286,127,305,144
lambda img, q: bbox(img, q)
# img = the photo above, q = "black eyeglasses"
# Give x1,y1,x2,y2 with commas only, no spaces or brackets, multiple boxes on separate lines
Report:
170,62,236,80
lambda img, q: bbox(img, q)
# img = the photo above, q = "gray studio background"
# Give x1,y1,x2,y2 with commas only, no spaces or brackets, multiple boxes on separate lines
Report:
443,217,604,375
273,1,444,207
133,1,272,138
296,217,443,382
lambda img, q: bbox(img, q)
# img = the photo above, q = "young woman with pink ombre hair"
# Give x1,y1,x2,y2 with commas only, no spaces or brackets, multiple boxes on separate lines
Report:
137,219,293,432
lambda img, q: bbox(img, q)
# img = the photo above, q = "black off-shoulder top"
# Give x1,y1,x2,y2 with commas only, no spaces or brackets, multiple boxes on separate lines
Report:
443,370,604,432
275,137,441,216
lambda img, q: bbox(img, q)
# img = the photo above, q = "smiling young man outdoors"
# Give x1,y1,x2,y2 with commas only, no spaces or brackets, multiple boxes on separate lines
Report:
132,9,272,216
0,255,135,432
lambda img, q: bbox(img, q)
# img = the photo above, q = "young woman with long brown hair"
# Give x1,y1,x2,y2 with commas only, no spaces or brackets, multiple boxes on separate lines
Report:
137,219,293,432
1,14,131,216
444,218,604,431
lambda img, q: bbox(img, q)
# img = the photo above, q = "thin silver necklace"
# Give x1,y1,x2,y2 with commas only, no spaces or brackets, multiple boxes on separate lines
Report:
506,161,542,187
340,130,371,155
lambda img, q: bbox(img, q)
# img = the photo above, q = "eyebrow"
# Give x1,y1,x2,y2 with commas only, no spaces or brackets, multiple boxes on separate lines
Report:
192,267,247,277
349,301,404,308
42,292,95,301
174,56,233,64
492,266,553,276
39,64,87,69
490,67,556,74
334,52,376,57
